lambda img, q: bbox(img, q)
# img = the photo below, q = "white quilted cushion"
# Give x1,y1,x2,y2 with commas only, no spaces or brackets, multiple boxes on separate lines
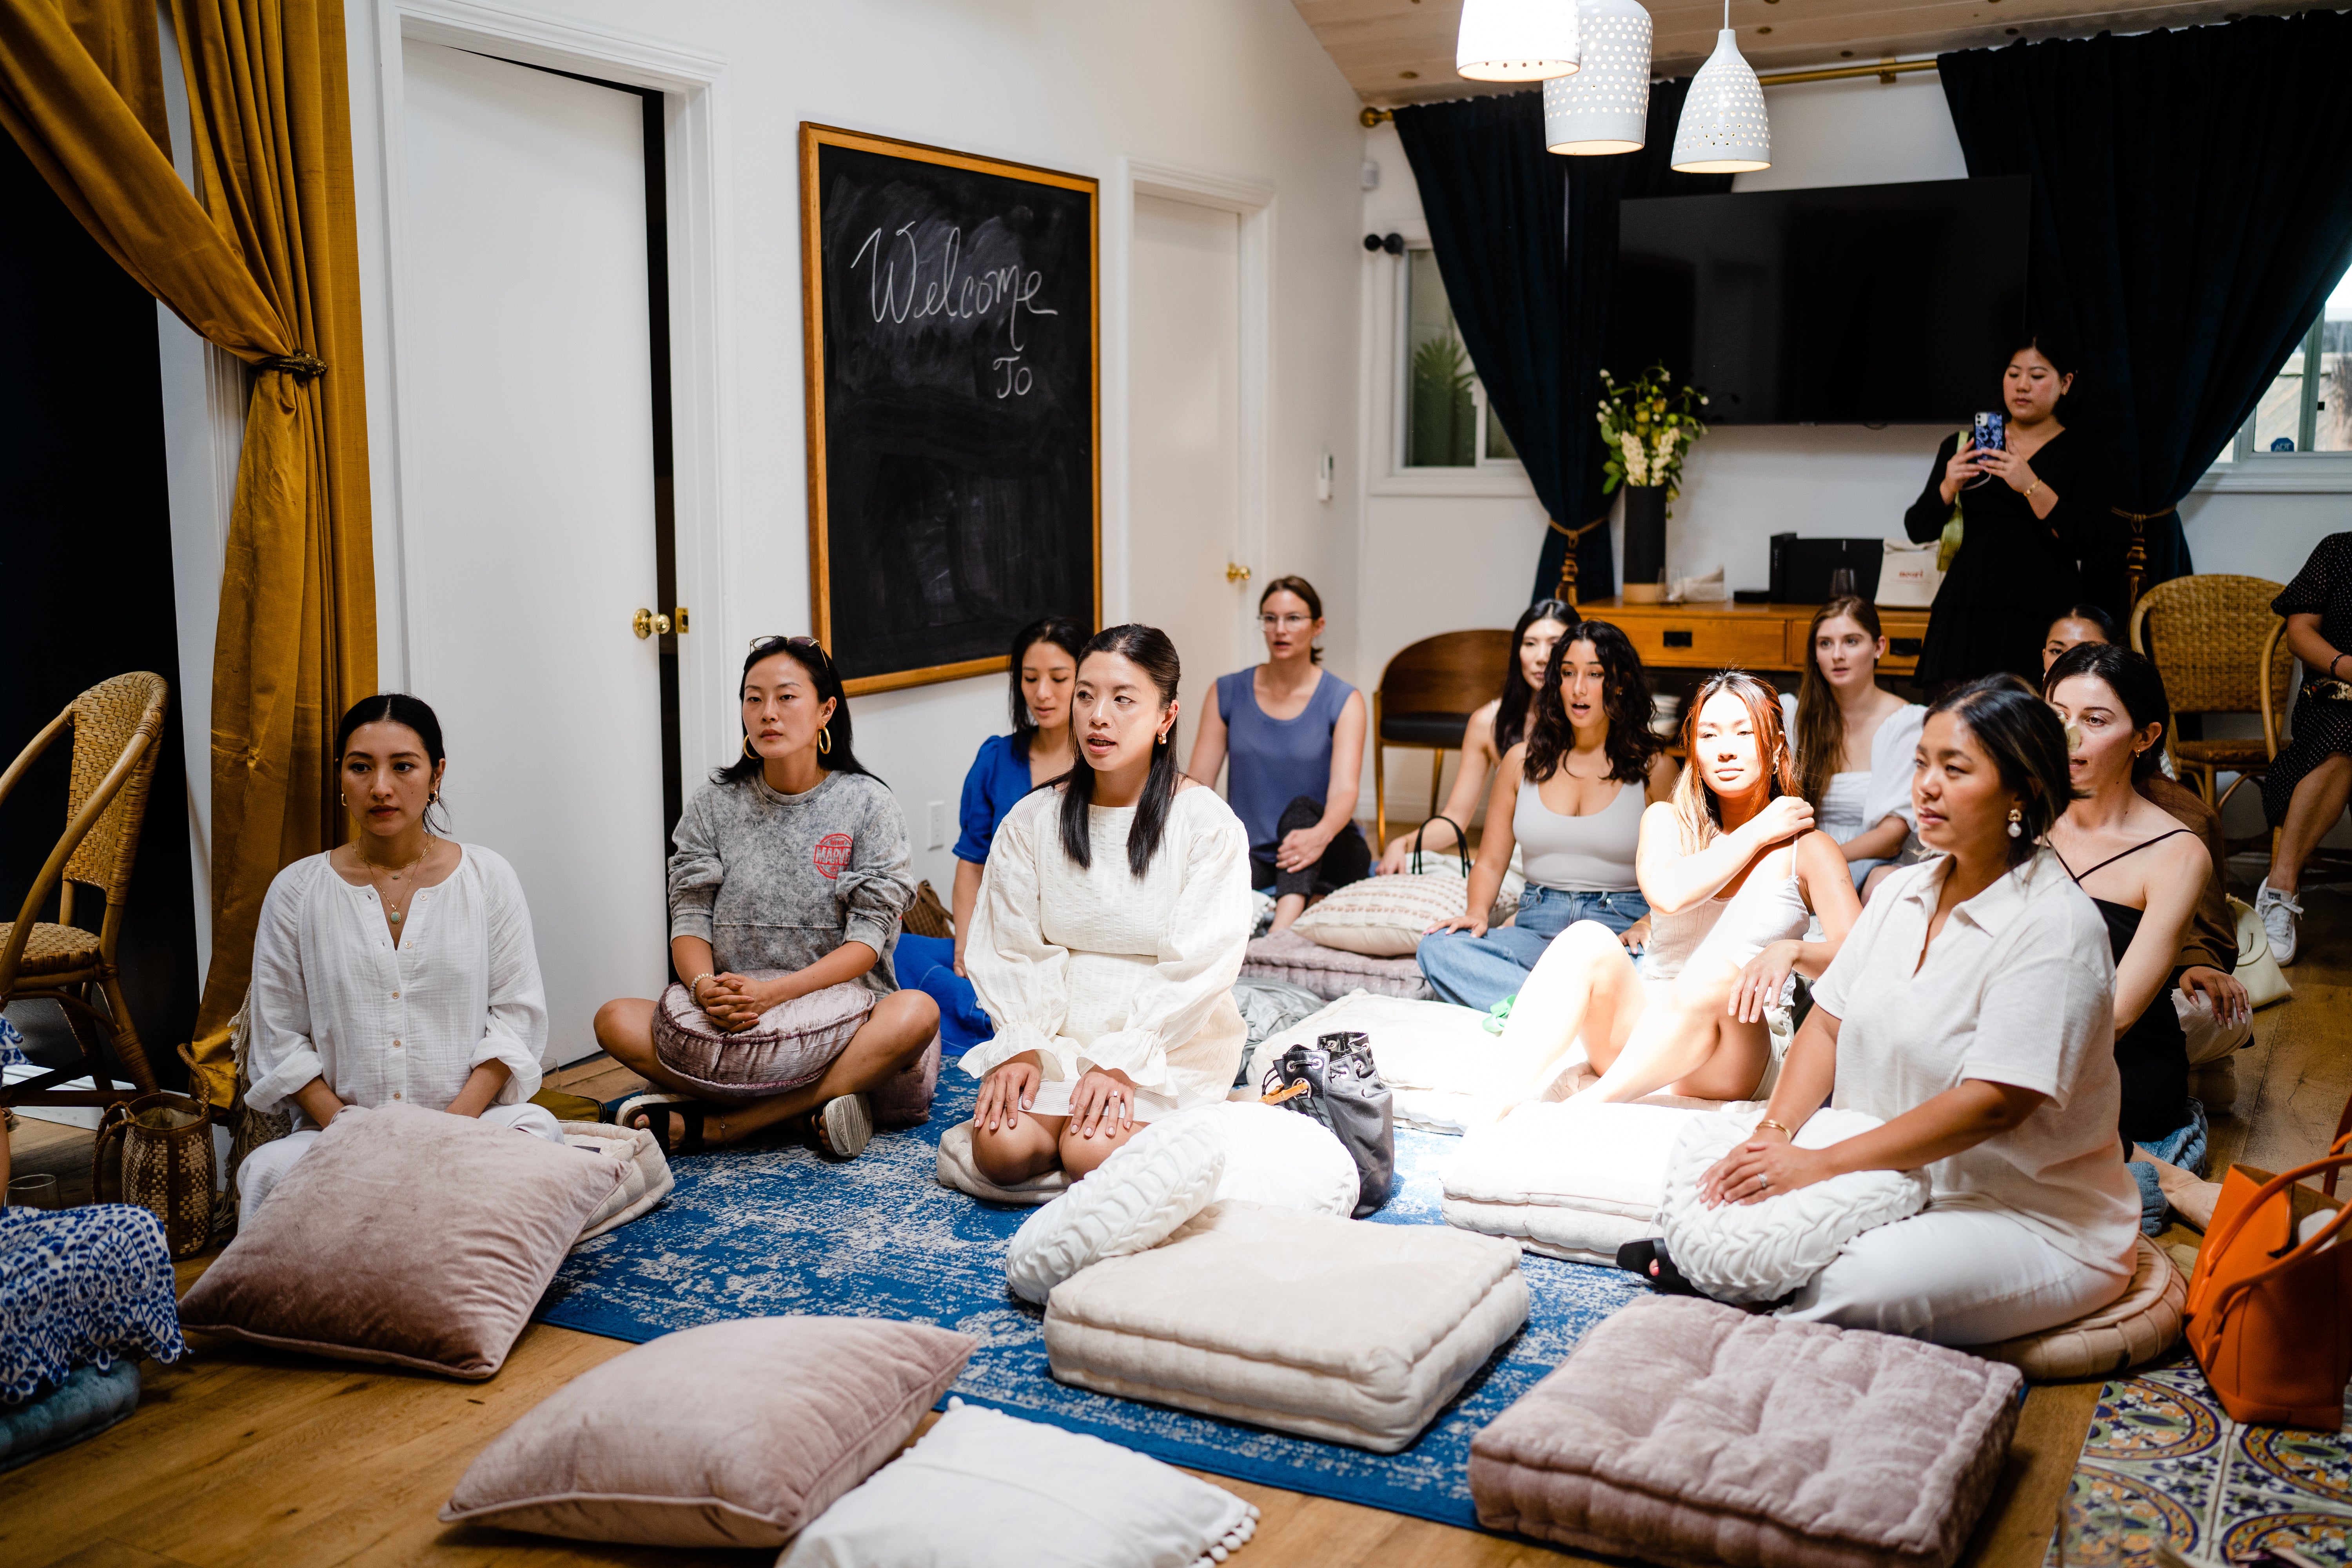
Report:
1189,1100,1358,1217
559,1122,674,1244
1441,1101,1713,1263
1003,1116,1225,1305
934,1121,1069,1207
1244,990,1512,1133
1659,1109,1931,1304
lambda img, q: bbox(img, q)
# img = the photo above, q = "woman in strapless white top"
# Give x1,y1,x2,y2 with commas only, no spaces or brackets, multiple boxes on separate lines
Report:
1489,671,1862,1106
1418,620,1679,1013
1781,597,1926,897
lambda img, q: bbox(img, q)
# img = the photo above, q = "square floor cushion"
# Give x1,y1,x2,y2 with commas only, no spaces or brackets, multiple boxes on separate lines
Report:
558,1121,674,1244
1470,1296,2022,1568
178,1104,626,1379
1044,1199,1528,1452
779,1399,1258,1568
1241,929,1432,1003
0,1360,142,1473
1441,1100,1718,1263
442,1316,974,1547
935,1120,1071,1206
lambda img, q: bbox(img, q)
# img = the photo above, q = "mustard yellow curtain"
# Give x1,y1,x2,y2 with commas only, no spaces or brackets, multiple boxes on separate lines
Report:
0,0,374,1106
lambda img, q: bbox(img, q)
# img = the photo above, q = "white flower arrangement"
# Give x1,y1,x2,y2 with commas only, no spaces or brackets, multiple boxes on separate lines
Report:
1598,367,1709,499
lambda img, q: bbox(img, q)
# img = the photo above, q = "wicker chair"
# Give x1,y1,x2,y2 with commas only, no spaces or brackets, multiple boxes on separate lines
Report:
2126,575,2292,817
0,672,171,1109
1373,630,1514,847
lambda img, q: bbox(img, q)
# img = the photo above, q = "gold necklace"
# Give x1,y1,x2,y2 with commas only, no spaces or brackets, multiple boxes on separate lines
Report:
358,836,435,924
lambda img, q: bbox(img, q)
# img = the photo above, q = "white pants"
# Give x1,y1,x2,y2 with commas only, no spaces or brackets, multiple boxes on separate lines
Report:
236,1102,563,1226
1778,1205,2131,1347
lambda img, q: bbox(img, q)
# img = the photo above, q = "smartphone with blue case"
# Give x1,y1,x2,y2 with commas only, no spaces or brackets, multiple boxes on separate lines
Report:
1968,410,2005,487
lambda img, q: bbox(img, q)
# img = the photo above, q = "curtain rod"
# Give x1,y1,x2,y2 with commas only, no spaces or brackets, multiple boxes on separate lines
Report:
1356,57,1936,125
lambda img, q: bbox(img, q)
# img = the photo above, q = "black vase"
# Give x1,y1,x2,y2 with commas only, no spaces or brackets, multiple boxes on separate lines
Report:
1621,485,1668,597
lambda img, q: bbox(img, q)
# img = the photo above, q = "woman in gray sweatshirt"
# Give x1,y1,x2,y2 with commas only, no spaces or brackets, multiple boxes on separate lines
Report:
593,637,935,1156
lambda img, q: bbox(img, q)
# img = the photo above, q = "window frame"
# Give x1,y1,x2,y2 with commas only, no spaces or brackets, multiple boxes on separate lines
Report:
2200,296,2352,492
1379,241,1529,490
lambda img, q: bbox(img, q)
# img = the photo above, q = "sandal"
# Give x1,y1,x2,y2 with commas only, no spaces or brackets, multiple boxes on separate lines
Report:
811,1094,873,1161
1616,1238,1699,1296
614,1092,720,1156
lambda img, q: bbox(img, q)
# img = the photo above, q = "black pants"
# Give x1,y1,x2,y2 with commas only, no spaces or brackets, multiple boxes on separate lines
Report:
1250,794,1372,901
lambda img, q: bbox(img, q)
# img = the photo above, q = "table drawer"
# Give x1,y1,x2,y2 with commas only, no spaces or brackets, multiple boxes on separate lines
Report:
1619,615,1789,670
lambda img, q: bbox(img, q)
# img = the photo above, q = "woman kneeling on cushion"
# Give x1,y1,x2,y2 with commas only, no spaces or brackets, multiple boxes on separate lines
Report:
1696,679,2138,1345
592,636,938,1158
964,625,1254,1183
240,695,559,1223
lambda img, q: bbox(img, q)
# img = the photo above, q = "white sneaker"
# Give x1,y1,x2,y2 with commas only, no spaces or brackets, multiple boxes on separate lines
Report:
2256,879,2303,965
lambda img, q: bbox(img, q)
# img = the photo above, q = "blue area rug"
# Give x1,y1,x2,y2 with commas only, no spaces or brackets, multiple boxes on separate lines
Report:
539,1067,1642,1531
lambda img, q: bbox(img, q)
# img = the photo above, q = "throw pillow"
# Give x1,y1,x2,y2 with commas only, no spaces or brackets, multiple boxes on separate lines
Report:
650,977,876,1101
441,1317,974,1547
1003,1115,1225,1305
777,1399,1257,1568
1241,929,1431,1002
177,1105,624,1379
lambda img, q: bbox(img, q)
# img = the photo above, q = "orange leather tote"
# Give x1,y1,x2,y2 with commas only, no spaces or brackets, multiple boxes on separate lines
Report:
2183,1138,2352,1428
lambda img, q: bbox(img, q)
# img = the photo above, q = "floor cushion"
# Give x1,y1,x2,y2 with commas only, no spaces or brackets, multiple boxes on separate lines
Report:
1470,1296,2023,1568
934,1121,1070,1206
1044,1199,1528,1452
778,1399,1258,1568
559,1121,674,1243
0,1360,141,1472
1658,1109,1931,1304
651,977,876,1101
871,1032,942,1128
0,1205,184,1403
178,1104,626,1379
441,1316,973,1547
1242,929,1431,1002
1974,1236,2185,1380
1193,1099,1359,1217
1442,1101,1715,1263
1004,1116,1225,1306
1242,989,1504,1132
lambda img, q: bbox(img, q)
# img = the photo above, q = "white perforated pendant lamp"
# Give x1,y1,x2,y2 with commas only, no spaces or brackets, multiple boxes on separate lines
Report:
1456,0,1580,82
1543,0,1652,155
1670,1,1769,172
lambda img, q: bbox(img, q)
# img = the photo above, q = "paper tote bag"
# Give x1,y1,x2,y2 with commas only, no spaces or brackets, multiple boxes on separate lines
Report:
2183,1141,2352,1428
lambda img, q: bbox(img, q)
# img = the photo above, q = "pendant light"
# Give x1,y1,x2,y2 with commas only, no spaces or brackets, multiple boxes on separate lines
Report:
1455,0,1580,82
1670,0,1770,172
1543,0,1652,155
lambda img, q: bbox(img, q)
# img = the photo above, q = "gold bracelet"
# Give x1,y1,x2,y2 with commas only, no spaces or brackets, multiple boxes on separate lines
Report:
1757,1119,1794,1138
2024,480,2043,501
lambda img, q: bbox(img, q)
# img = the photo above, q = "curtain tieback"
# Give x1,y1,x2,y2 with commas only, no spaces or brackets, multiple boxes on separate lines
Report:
2110,505,2176,524
1548,516,1602,541
258,352,328,381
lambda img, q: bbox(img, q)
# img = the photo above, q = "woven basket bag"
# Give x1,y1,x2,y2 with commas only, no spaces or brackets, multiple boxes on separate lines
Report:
95,1091,216,1258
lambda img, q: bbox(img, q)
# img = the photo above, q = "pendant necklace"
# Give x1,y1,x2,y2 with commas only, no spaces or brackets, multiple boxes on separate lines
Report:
363,836,435,924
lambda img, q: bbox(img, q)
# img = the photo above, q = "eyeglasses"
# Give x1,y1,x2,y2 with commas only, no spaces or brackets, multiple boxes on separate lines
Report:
1258,614,1313,630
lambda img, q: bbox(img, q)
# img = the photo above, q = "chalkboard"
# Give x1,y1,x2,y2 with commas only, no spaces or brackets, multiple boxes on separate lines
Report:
800,124,1100,694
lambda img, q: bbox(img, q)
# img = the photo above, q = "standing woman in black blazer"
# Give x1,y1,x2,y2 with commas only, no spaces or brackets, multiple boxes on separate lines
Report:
1904,338,2112,687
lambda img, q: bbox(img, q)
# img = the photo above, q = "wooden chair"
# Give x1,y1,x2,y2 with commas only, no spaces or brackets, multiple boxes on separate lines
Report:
0,672,171,1109
1373,630,1513,846
2127,575,2292,820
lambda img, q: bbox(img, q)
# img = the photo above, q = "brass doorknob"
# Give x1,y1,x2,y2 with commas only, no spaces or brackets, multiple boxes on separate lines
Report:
632,608,672,639
1225,562,1252,584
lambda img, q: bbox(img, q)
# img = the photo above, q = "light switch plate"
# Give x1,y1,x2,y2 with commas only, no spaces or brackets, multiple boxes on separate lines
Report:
927,800,951,850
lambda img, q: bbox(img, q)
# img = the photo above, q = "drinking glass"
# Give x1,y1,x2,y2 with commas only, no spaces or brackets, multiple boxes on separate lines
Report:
1828,567,1858,600
5,1173,59,1210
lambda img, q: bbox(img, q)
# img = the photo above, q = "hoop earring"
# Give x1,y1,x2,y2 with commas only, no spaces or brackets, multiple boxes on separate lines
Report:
742,735,757,760
2006,805,2024,839
817,727,833,756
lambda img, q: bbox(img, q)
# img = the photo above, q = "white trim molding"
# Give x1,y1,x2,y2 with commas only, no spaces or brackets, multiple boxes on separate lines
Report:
2194,454,2352,494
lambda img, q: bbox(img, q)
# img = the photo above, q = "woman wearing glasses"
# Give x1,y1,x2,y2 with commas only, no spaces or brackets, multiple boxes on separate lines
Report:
1185,576,1370,935
593,636,938,1157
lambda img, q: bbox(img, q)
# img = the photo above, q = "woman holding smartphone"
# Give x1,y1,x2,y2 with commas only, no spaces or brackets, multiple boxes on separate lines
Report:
1903,337,2111,688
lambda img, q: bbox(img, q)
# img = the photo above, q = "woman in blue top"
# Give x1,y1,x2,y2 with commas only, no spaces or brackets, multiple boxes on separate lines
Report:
1185,576,1370,936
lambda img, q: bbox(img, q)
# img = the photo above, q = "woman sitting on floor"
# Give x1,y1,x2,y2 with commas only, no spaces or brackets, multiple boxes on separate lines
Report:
2043,643,2249,1228
1782,596,1924,898
1488,671,1860,1106
1697,678,2139,1345
1417,619,1677,1013
240,695,559,1222
1185,575,1369,935
1376,599,1572,874
964,625,1254,1184
592,636,937,1158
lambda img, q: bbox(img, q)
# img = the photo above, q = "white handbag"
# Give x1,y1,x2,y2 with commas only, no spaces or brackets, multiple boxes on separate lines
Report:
2230,895,2293,1010
1877,539,1943,608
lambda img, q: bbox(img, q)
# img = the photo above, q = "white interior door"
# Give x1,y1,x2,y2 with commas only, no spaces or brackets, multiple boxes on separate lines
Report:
1127,194,1244,762
397,42,666,1063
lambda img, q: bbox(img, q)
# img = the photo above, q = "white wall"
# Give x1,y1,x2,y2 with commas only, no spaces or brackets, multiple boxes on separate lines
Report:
341,0,1368,901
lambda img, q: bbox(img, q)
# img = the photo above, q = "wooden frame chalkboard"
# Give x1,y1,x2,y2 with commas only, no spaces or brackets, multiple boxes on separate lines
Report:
800,124,1101,695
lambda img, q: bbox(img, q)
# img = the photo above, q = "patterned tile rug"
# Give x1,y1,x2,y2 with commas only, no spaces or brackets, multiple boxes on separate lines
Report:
2053,1352,2352,1566
537,1067,1641,1530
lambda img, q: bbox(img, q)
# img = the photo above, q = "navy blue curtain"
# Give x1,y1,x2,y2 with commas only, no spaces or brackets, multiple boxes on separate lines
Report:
1394,82,1727,604
1940,14,2352,605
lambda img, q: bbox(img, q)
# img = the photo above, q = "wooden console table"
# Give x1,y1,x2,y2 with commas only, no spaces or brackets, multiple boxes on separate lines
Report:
1576,596,1931,678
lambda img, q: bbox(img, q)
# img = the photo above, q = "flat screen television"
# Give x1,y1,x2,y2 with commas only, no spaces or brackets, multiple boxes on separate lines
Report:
1608,175,2031,426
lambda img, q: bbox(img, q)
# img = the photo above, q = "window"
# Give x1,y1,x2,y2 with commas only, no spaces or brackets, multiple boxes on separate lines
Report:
2216,257,2352,461
1403,249,1519,468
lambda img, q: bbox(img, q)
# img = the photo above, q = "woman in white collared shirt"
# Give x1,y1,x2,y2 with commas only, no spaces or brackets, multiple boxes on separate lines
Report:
1696,677,2139,1346
238,695,556,1222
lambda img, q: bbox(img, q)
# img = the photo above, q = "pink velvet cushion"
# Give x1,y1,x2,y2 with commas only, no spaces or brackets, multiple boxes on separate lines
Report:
440,1316,976,1548
651,977,875,1101
869,1032,941,1128
1470,1296,2023,1568
178,1105,624,1380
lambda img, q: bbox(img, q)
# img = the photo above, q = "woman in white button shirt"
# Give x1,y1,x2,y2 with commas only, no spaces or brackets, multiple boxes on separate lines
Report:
1697,677,2140,1345
237,695,555,1222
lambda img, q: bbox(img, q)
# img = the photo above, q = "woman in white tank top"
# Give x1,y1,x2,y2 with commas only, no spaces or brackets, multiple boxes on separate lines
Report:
1417,621,1679,1013
1782,597,1925,898
1489,672,1863,1106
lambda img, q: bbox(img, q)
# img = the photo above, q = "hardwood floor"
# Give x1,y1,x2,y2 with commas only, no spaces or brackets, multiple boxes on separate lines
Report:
7,889,2348,1568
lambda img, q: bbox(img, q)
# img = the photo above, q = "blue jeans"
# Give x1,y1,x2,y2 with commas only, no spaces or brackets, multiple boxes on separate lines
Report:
1416,885,1649,1013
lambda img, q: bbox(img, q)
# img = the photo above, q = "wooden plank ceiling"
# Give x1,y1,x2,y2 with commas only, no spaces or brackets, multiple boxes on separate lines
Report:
1298,0,2291,103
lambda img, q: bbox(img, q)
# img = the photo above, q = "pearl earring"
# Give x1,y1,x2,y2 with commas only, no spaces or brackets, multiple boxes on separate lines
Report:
2006,805,2024,839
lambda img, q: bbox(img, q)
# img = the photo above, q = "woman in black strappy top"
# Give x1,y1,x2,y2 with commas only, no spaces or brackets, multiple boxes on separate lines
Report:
2043,645,2248,1195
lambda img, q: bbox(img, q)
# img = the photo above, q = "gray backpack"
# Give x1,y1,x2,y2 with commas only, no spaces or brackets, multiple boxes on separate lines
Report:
1260,1031,1394,1218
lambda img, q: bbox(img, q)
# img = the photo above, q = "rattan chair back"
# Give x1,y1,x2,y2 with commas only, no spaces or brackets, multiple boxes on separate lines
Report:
2128,575,2292,717
61,672,171,904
